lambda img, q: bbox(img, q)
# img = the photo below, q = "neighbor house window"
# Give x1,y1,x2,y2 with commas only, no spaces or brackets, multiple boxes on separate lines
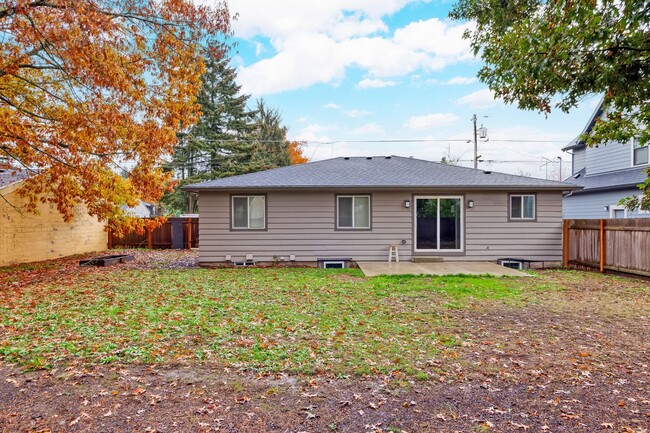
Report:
232,195,266,229
633,138,648,166
510,194,536,220
337,195,371,229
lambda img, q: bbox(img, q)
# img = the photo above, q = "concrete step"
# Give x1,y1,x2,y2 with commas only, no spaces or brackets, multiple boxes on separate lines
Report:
412,256,444,263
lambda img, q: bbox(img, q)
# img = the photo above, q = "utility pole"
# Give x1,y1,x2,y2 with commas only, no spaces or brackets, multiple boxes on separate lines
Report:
471,114,478,169
557,156,563,181
471,114,488,169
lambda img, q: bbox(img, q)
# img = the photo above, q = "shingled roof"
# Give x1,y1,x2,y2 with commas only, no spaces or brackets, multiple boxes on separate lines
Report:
184,156,581,191
567,167,648,194
0,168,28,189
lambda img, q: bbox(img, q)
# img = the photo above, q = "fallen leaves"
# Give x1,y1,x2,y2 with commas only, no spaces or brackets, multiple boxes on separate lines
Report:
235,395,250,404
69,412,89,426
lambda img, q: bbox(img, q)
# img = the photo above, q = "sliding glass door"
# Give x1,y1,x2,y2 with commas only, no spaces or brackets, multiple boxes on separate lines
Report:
415,196,463,252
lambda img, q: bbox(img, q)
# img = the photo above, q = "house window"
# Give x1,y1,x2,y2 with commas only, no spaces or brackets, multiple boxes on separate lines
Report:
232,195,266,229
609,205,627,219
337,195,371,229
632,138,648,166
509,194,536,220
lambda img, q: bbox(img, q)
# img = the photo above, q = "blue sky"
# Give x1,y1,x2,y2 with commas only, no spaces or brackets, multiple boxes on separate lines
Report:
220,0,600,180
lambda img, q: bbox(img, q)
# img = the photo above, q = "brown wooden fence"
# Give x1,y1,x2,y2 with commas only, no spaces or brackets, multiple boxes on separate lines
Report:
563,218,650,277
109,217,199,249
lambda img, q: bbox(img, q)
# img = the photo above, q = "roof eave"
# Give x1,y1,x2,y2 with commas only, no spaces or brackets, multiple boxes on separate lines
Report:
0,178,26,191
570,183,642,194
185,184,582,192
561,142,586,152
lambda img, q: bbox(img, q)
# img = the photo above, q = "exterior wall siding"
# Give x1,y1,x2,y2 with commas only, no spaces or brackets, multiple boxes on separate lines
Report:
563,188,650,219
585,141,631,175
572,148,586,175
198,189,564,264
464,190,562,261
0,183,107,266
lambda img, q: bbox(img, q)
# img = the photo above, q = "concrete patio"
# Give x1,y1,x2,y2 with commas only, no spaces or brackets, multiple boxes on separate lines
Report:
357,261,528,277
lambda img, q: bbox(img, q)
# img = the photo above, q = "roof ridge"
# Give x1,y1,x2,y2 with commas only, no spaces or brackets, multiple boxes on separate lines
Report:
183,155,581,190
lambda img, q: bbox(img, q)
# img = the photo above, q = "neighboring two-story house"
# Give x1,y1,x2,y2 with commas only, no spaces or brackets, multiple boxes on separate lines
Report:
562,103,649,219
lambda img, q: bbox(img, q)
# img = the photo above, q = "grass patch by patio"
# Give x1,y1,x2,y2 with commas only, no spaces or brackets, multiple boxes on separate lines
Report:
0,268,532,374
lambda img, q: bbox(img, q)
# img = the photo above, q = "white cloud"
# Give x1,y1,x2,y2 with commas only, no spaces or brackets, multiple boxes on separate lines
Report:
357,78,398,89
444,76,477,85
351,123,385,135
324,103,341,109
229,0,475,96
293,123,336,143
237,33,348,95
404,113,459,130
254,42,264,56
227,0,423,40
392,18,474,67
457,88,501,109
344,109,372,118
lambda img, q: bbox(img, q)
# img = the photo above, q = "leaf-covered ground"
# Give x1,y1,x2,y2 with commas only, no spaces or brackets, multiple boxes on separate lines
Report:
0,251,649,432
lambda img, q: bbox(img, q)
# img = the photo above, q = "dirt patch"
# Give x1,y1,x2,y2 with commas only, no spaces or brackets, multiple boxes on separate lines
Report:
1,362,648,433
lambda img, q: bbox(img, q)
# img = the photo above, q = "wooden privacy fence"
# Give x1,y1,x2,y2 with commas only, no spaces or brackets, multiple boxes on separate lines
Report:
563,218,650,277
109,217,199,249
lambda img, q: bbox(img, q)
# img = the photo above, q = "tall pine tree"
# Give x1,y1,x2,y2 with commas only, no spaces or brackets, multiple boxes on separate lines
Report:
162,54,293,214
252,99,291,168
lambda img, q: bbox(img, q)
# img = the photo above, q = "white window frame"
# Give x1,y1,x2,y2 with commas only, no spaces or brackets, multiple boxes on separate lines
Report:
336,195,371,229
609,205,628,219
413,196,464,253
500,260,523,270
322,261,346,269
231,195,266,230
631,137,649,167
509,194,536,220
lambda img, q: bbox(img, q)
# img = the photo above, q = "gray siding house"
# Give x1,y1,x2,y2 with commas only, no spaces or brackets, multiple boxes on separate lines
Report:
185,156,579,265
563,103,649,219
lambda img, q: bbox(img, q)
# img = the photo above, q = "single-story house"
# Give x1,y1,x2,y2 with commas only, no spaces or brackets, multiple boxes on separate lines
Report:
0,165,106,266
184,156,581,266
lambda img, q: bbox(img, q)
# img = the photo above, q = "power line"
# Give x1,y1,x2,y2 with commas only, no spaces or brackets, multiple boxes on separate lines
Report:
175,137,572,144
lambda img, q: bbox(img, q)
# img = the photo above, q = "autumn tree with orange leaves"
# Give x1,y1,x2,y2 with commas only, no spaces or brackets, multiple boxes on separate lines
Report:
0,0,230,234
288,141,308,164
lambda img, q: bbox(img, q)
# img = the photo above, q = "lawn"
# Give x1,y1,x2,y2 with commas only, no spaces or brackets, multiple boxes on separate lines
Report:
0,265,528,375
1,251,648,432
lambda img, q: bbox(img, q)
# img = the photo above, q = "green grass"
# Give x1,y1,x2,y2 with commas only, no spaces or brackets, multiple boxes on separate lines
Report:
0,268,529,375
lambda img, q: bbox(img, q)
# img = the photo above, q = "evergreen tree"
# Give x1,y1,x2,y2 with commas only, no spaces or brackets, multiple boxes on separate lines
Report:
252,99,291,168
162,55,293,214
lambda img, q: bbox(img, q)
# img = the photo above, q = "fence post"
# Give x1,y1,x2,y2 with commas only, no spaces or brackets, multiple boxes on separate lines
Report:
599,219,606,273
147,227,153,249
187,218,192,249
562,219,570,267
108,228,113,249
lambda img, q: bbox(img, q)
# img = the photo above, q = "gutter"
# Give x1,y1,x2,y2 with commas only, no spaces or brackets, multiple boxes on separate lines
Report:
183,184,583,193
568,183,643,195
